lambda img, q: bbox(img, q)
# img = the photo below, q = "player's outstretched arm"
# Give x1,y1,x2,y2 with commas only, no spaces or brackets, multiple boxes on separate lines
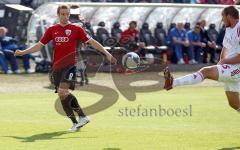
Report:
87,39,117,64
15,42,44,56
219,54,240,65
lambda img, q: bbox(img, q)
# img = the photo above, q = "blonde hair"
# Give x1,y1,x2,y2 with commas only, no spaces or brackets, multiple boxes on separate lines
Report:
57,4,70,15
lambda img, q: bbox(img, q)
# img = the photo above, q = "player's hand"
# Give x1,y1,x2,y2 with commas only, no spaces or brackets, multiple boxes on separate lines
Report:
183,41,190,47
208,41,216,49
212,42,217,49
14,50,25,56
200,42,206,47
106,54,117,65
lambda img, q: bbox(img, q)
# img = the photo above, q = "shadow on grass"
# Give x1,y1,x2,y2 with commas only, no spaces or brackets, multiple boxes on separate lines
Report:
3,131,96,142
103,148,121,150
43,84,55,90
219,147,240,150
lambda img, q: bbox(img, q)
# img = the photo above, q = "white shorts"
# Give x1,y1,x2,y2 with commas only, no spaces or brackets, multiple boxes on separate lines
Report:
217,64,240,92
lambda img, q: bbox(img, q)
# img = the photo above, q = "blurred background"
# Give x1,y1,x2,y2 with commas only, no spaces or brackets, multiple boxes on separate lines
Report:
0,0,239,74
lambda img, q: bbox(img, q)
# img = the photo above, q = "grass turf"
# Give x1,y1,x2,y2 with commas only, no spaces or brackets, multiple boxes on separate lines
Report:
0,73,239,150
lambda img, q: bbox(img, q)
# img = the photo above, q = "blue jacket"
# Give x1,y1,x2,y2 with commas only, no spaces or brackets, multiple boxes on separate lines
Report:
0,36,18,51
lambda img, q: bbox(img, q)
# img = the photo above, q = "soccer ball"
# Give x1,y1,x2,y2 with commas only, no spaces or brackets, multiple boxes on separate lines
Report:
122,52,140,69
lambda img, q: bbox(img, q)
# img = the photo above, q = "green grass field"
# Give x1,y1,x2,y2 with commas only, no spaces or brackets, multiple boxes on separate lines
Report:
0,73,239,150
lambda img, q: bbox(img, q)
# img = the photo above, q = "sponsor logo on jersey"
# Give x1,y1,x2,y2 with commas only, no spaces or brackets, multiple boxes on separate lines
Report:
231,69,240,76
65,29,71,36
222,64,230,69
55,37,69,42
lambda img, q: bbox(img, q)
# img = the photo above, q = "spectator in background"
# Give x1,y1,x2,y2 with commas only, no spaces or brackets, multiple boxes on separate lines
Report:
169,22,189,64
0,44,11,74
187,25,206,64
120,21,139,49
0,27,19,74
198,20,217,63
120,21,146,56
0,27,33,73
207,23,219,63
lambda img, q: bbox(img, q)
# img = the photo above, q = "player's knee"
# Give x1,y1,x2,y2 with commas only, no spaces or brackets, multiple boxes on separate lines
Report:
199,67,214,79
228,101,239,110
58,88,70,100
199,67,208,78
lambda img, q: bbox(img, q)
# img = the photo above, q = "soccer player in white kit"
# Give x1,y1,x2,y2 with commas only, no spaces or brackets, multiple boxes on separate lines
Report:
164,6,240,112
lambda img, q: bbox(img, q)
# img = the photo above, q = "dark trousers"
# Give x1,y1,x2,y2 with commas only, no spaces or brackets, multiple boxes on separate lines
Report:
188,45,202,62
203,47,216,63
0,52,8,73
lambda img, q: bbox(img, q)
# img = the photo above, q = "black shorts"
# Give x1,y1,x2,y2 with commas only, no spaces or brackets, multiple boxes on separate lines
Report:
52,66,76,93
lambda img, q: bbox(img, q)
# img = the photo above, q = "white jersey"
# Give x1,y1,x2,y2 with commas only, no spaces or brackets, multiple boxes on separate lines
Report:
218,21,240,92
223,21,240,59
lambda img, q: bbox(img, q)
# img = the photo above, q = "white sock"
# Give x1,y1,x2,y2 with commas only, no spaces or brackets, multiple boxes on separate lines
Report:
173,71,204,87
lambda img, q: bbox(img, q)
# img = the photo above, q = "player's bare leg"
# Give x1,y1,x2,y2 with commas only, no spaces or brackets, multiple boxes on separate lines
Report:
164,66,240,112
225,91,240,112
164,65,218,90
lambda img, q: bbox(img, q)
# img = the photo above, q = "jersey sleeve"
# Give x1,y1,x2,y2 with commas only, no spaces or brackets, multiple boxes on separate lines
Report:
40,27,52,45
222,35,227,48
76,26,91,43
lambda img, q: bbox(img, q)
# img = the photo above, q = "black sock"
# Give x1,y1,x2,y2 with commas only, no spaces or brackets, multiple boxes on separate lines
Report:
68,93,86,117
60,96,78,124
